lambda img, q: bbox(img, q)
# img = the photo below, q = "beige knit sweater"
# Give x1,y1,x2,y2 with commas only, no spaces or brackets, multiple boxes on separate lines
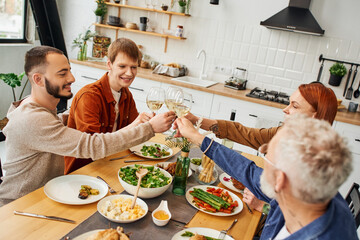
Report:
0,101,154,205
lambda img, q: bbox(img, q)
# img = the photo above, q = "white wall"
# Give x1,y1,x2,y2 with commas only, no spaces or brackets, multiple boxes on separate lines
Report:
0,44,33,118
57,0,359,111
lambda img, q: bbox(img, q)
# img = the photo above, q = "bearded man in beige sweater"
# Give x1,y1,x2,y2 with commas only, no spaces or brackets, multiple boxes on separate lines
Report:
0,46,175,206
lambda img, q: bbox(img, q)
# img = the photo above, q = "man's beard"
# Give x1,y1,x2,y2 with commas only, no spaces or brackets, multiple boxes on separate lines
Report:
260,171,276,199
45,78,73,99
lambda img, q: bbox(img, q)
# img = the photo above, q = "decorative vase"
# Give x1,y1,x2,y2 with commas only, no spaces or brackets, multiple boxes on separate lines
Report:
329,74,343,86
77,43,88,61
172,151,190,195
178,5,186,13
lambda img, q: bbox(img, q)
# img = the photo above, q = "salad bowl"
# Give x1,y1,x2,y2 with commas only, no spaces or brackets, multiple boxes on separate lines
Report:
118,164,173,199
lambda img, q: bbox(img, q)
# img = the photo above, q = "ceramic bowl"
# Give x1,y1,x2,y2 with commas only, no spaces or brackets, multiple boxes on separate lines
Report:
118,165,173,199
97,194,148,223
194,165,218,185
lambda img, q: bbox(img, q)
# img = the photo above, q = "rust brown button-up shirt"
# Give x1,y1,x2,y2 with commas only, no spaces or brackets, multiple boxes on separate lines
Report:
64,73,139,174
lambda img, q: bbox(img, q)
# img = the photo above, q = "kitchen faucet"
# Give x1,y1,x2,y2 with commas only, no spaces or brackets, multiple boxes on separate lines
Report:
197,49,206,80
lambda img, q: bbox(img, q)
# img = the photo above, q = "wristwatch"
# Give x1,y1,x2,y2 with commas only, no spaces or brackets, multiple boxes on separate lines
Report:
262,203,270,215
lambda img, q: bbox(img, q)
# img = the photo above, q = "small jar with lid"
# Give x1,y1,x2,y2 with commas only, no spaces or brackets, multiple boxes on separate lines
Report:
175,25,184,37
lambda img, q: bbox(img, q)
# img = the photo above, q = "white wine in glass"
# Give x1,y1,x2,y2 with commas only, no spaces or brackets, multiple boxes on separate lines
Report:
165,87,183,111
173,91,192,117
146,87,165,114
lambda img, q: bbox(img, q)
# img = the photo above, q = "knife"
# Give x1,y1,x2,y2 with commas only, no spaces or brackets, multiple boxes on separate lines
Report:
124,159,162,163
14,210,76,224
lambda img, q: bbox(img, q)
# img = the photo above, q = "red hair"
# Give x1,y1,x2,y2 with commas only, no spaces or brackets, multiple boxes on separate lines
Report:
298,82,337,125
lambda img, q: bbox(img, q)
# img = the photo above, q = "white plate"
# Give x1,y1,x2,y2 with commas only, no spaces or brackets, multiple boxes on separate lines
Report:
44,175,108,205
97,194,148,223
73,229,105,240
171,227,234,240
155,162,192,177
129,141,173,159
185,185,243,216
219,173,244,194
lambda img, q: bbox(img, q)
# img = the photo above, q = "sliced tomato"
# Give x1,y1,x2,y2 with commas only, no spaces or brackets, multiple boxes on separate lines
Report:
231,201,239,207
223,209,232,214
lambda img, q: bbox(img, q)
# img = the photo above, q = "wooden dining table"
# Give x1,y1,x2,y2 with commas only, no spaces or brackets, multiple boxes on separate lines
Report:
0,134,264,240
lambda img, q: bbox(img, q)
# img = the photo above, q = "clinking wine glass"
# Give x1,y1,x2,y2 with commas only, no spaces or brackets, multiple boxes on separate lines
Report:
173,91,192,118
146,87,165,114
165,87,183,112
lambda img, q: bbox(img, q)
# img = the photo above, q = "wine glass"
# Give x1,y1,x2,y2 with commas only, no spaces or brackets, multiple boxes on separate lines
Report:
165,86,183,112
145,0,151,8
173,91,192,118
146,87,165,114
151,0,158,9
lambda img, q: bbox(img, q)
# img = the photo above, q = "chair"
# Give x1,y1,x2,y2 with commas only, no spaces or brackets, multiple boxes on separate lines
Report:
253,212,267,240
345,182,360,229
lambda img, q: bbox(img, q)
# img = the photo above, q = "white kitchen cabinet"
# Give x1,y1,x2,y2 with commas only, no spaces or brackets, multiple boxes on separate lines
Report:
334,121,360,197
69,63,107,106
130,77,162,113
210,95,284,154
161,83,214,118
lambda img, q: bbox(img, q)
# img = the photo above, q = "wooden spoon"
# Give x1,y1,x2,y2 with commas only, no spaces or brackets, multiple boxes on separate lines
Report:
130,168,149,209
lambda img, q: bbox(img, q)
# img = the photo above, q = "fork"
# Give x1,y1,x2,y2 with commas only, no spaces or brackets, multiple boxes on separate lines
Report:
109,151,136,161
218,219,238,239
96,176,116,194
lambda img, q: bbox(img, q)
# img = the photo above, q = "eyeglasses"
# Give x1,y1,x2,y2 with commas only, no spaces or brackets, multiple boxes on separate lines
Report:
258,144,277,168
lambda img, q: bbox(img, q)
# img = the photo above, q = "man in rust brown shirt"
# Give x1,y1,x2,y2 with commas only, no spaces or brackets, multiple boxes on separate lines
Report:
65,38,154,174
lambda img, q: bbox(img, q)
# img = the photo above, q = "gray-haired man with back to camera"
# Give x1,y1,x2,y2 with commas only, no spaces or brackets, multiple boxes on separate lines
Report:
174,114,358,239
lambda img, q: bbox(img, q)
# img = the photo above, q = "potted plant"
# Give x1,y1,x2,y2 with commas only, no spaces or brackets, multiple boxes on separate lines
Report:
73,28,97,61
0,72,28,130
94,0,107,24
329,62,347,86
171,0,191,14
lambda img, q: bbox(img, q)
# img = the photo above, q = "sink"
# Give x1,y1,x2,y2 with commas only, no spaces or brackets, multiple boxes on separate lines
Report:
171,76,218,88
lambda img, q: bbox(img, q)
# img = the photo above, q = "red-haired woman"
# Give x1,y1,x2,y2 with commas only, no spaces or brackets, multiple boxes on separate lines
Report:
184,82,338,212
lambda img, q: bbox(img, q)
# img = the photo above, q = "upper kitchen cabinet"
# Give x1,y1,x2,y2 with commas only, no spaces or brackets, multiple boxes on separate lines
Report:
95,2,190,53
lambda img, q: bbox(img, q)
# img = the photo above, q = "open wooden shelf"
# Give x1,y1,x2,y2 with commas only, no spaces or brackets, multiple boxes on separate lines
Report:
105,2,191,17
94,23,187,40
96,3,190,53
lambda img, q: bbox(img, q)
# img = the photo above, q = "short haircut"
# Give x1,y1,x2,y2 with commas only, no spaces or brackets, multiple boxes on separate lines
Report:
107,38,141,65
24,46,63,77
276,114,352,203
298,82,338,125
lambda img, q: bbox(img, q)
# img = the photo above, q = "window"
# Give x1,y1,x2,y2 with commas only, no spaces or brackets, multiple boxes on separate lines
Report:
0,0,27,43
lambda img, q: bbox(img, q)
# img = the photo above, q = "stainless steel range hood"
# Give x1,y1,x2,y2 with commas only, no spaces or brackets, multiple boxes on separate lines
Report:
260,0,324,36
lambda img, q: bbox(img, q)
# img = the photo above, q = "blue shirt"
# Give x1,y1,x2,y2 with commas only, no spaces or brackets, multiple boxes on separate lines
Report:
200,137,358,240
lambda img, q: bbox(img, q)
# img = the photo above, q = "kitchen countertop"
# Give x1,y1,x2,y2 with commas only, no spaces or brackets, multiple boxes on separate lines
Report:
70,59,360,126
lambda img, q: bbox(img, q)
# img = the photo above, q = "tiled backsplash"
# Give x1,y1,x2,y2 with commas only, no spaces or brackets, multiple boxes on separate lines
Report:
57,0,360,109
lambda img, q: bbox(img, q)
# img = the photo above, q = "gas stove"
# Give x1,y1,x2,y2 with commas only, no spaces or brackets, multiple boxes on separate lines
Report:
246,87,290,105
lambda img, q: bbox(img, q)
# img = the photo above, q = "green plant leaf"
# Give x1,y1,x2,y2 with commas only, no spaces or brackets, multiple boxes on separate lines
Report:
329,62,347,77
0,73,21,88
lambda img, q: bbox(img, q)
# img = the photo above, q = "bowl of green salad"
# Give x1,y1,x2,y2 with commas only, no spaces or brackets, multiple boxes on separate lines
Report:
118,164,173,198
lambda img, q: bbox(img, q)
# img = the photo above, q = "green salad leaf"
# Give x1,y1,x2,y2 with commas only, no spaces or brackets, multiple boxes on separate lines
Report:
140,144,170,158
119,164,171,188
